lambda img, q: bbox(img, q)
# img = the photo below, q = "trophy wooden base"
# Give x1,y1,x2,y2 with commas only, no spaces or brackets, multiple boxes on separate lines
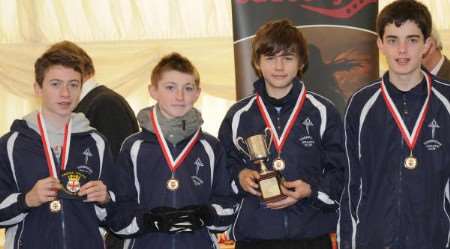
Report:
258,170,286,203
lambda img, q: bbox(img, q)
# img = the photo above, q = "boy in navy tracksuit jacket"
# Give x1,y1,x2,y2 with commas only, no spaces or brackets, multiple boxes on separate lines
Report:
110,53,236,249
338,1,450,248
0,48,115,249
218,19,346,249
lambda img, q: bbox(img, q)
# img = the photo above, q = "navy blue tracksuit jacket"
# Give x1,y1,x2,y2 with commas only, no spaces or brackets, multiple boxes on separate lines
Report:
219,78,346,241
0,116,115,249
339,71,450,249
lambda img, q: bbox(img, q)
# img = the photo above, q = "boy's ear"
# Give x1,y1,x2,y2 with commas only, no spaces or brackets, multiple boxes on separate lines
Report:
148,84,157,100
376,37,384,54
422,36,432,56
34,82,42,97
254,61,261,72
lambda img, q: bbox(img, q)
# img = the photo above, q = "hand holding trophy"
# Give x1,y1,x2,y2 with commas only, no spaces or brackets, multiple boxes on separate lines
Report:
236,128,286,203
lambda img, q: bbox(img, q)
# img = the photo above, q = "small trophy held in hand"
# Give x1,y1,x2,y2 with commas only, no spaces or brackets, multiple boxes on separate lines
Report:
237,129,285,203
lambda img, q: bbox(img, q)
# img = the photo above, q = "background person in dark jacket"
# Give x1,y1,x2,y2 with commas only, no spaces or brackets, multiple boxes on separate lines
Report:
47,41,139,160
218,19,346,249
422,27,450,80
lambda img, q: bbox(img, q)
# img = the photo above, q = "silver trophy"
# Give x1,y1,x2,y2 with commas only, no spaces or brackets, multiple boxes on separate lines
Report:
236,128,285,202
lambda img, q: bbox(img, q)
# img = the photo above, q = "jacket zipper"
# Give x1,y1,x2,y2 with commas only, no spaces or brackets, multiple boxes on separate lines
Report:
275,107,290,235
60,201,67,249
16,220,25,249
283,213,289,236
397,137,404,245
171,143,178,249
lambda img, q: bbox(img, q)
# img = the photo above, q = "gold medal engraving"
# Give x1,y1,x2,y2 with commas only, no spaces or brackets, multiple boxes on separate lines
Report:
49,200,61,213
166,178,179,191
272,158,285,171
404,156,418,170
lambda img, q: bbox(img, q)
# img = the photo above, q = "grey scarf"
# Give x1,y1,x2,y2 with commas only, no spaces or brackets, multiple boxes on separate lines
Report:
137,105,203,145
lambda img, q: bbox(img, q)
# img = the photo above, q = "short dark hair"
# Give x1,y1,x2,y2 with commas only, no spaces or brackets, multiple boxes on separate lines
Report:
34,50,83,87
377,0,432,40
47,40,95,77
151,52,200,87
251,19,308,78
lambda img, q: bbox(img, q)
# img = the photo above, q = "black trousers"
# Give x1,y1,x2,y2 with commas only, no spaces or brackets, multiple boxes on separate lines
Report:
235,234,332,249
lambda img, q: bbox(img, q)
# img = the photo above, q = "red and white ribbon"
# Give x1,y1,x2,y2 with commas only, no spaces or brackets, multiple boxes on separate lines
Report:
380,71,431,151
150,110,200,173
255,84,307,154
37,112,72,179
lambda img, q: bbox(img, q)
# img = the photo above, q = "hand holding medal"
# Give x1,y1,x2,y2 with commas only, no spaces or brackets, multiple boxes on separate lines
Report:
36,112,71,213
24,176,62,210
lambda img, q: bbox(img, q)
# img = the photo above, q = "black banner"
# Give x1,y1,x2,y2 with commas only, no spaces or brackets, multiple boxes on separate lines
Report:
232,0,379,115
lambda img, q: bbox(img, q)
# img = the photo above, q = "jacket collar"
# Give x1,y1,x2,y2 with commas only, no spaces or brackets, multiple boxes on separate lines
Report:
253,77,304,109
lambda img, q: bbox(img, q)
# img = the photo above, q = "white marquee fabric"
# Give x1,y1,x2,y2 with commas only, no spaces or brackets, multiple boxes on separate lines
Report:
0,0,448,136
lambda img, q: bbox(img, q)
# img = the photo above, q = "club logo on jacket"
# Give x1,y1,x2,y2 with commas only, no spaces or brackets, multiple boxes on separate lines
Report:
77,165,93,175
83,148,93,164
299,117,315,147
76,148,94,175
191,158,205,186
66,173,82,193
424,119,442,151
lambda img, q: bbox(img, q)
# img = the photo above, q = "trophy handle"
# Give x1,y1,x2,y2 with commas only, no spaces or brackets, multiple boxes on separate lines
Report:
236,137,251,158
264,128,273,151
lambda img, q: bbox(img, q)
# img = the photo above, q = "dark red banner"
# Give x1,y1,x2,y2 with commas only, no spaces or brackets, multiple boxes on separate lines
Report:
232,0,379,115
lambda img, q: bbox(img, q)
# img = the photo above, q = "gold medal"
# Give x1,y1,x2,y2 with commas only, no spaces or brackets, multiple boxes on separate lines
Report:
166,178,179,191
272,158,285,171
380,74,431,172
404,155,418,170
49,200,61,213
151,110,199,193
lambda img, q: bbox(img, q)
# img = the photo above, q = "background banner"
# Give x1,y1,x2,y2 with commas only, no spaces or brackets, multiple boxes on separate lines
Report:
232,0,379,114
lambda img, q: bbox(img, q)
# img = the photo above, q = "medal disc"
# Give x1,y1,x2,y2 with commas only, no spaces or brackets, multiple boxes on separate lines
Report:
273,158,286,171
49,200,61,213
404,156,418,170
166,178,179,191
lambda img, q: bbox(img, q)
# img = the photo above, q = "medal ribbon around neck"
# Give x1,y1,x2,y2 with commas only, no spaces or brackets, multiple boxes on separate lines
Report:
37,112,72,179
255,84,307,154
150,110,200,173
380,71,432,152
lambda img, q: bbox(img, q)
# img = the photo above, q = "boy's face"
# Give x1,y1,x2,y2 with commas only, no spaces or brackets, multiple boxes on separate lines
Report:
34,65,82,121
256,50,300,97
377,20,431,79
149,70,200,119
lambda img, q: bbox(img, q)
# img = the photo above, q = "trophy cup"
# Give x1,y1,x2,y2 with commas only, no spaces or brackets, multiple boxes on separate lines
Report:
236,129,285,203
